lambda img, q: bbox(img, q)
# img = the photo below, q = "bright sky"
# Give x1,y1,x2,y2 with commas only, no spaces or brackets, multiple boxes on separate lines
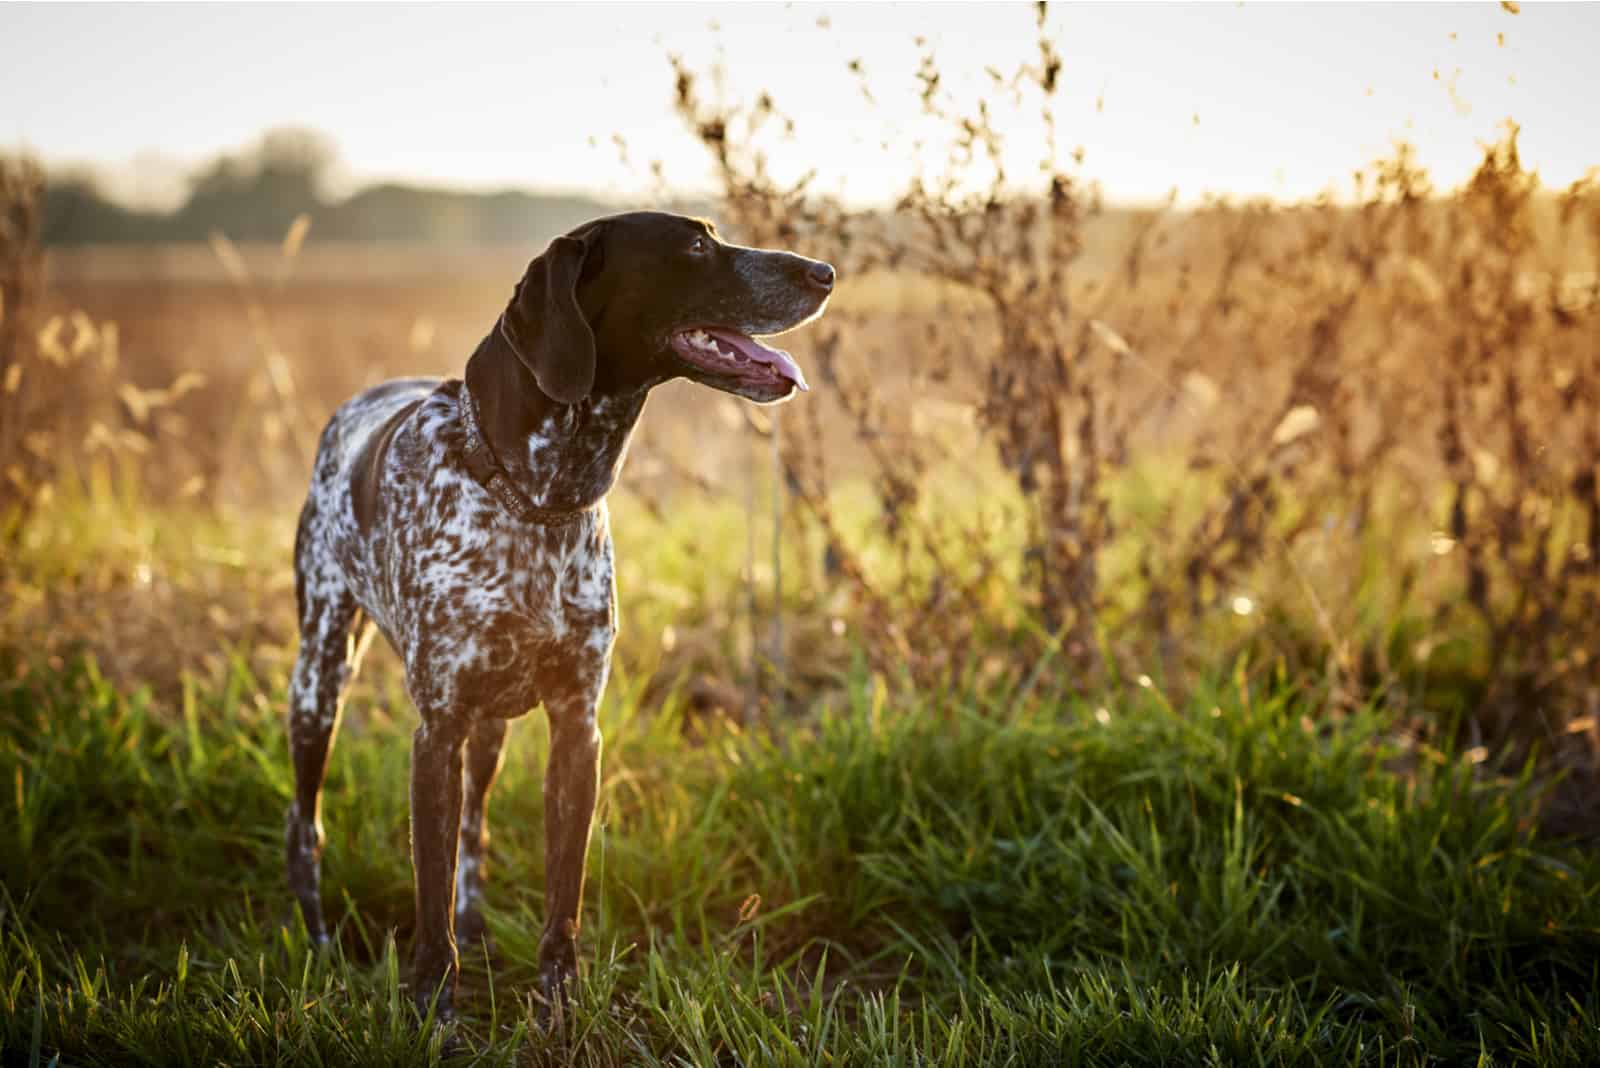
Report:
3,2,1594,209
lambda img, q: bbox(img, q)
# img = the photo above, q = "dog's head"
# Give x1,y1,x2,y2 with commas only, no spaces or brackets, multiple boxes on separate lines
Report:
501,211,833,405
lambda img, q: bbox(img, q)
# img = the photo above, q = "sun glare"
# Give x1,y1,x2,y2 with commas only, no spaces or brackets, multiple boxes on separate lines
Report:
2,3,1593,207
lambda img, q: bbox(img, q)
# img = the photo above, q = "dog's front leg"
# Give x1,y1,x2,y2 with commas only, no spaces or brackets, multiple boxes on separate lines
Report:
539,706,602,1018
410,715,469,1020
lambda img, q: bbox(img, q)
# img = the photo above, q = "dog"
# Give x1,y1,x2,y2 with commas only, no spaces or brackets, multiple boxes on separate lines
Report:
284,211,833,1020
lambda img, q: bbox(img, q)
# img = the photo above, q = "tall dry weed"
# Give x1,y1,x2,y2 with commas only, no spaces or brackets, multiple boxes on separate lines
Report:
0,156,46,545
0,156,221,539
669,7,1600,762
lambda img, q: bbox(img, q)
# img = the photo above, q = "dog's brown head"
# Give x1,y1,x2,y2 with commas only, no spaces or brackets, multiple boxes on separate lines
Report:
502,211,833,405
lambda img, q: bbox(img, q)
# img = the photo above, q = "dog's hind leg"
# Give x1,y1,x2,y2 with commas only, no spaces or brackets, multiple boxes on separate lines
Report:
285,577,371,945
455,718,510,948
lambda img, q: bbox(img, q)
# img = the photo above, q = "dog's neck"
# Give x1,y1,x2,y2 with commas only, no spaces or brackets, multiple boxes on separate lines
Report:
463,327,648,512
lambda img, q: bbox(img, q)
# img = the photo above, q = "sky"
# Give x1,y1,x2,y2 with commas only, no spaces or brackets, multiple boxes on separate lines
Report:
3,2,1595,209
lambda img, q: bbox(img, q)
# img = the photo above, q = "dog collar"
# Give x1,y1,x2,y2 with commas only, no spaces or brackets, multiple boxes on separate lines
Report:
457,383,595,527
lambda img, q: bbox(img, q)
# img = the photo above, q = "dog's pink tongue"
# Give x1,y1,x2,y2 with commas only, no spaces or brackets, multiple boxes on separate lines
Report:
707,328,809,391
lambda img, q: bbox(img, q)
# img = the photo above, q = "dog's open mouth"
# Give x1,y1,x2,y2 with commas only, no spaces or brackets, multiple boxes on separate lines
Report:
669,327,809,392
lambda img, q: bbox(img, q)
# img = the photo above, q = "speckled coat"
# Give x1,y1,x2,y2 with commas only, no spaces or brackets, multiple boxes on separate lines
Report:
280,211,833,1023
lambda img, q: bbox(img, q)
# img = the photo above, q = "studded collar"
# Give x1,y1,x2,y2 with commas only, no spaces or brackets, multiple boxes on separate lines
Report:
456,382,598,527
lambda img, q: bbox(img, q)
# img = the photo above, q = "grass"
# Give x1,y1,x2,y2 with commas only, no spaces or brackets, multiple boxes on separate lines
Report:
4,643,1599,1065
2,445,1595,1065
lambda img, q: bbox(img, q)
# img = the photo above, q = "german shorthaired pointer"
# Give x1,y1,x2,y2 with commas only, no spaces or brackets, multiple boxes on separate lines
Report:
284,211,833,1020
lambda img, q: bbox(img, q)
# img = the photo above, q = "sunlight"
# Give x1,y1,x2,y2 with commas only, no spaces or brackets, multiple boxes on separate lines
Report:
3,3,1593,206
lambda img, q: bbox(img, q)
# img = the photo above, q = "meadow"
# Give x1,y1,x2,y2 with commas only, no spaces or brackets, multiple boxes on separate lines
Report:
5,27,1600,1065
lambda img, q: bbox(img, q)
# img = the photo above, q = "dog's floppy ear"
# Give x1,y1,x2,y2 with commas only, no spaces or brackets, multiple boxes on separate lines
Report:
500,234,596,405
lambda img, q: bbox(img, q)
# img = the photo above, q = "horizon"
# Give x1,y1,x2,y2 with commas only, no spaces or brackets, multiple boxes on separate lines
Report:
4,2,1596,211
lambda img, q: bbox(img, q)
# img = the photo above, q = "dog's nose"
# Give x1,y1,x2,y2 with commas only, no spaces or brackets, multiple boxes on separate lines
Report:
806,261,835,292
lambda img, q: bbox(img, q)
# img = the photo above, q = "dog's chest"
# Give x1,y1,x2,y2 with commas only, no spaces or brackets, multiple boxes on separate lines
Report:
390,477,613,639
332,399,618,716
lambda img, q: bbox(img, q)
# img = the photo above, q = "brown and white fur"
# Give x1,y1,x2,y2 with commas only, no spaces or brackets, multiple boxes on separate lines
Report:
284,211,833,1021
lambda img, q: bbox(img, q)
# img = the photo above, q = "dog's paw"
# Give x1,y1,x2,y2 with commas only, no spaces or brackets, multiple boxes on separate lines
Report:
415,1004,466,1057
534,982,569,1035
536,956,578,1033
412,988,457,1031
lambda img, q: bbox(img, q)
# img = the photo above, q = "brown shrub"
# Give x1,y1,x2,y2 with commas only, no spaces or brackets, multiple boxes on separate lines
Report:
668,10,1600,760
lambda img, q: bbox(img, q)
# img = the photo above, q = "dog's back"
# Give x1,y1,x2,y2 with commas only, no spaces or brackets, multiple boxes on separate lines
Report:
308,377,442,507
293,376,444,640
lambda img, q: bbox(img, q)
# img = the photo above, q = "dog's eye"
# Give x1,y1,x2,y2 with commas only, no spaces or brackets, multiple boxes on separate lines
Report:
687,235,712,257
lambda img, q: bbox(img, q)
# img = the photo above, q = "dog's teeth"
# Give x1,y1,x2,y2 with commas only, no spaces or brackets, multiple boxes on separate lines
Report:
682,329,764,367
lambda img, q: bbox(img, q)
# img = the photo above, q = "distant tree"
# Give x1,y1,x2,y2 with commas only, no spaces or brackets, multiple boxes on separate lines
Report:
40,171,161,244
176,127,337,240
37,125,627,246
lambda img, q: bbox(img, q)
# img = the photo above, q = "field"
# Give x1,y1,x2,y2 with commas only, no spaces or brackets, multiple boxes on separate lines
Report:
5,46,1600,1066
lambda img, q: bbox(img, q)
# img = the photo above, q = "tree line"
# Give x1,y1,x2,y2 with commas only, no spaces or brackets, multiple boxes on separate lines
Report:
42,128,621,245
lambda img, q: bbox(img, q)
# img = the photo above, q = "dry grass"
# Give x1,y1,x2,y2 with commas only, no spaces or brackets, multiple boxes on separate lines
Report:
666,14,1600,796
